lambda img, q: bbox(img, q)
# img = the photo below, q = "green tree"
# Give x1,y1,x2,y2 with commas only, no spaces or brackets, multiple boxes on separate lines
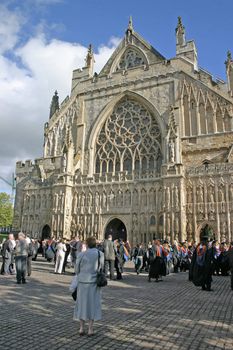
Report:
0,192,13,227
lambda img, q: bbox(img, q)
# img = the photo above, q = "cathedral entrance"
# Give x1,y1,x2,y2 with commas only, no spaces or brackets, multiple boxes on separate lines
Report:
200,224,214,241
41,225,51,240
105,219,127,241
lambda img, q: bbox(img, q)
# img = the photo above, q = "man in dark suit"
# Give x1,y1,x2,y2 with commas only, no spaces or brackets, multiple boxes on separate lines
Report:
103,235,116,280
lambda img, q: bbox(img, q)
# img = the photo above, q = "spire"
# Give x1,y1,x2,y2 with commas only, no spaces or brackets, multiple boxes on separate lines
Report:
176,16,186,46
49,90,59,119
85,44,94,67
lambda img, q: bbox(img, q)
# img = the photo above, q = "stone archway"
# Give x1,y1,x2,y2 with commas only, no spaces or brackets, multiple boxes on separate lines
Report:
105,218,127,242
41,225,51,240
196,222,215,242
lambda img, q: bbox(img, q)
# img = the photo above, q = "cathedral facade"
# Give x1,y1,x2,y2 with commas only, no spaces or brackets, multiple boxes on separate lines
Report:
13,18,233,244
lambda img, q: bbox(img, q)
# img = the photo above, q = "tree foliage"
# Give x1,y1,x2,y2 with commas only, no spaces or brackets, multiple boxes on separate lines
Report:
0,192,13,227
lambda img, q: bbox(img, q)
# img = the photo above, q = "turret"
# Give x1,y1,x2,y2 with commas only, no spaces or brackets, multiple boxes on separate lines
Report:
225,50,233,97
176,16,198,71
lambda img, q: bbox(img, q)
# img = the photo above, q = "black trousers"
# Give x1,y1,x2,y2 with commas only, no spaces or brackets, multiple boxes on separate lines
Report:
15,256,27,283
231,269,233,290
27,256,32,276
104,260,115,279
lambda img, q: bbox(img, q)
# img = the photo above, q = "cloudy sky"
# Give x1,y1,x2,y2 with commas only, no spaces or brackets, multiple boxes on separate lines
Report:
0,0,233,194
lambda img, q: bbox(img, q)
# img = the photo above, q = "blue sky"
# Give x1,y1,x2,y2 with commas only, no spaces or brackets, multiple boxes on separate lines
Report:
7,0,233,78
0,0,233,194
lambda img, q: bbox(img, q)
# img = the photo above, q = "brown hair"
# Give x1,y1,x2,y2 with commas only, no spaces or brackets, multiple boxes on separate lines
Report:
86,236,96,248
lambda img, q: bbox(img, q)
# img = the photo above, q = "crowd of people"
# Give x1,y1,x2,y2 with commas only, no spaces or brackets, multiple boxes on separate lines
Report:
1,232,233,336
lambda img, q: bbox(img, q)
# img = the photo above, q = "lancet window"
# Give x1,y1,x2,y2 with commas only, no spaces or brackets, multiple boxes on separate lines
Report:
95,98,162,175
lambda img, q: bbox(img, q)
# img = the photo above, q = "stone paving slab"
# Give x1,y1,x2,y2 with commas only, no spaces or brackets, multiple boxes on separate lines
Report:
0,258,233,350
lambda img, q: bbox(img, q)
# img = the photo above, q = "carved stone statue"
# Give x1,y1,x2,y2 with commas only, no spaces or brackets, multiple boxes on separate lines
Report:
62,153,67,173
102,192,107,208
95,192,99,208
175,216,179,234
49,90,59,119
174,186,179,207
132,213,138,231
168,140,175,163
125,190,131,206
208,187,215,203
219,188,225,202
165,187,170,208
109,190,115,207
197,186,204,203
187,188,193,203
166,214,171,234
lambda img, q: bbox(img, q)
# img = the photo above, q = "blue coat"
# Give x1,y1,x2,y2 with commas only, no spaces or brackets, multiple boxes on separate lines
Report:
75,248,104,283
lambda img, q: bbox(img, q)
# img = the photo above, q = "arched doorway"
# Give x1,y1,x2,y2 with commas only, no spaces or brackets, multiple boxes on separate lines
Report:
41,225,51,240
200,224,214,242
105,218,127,241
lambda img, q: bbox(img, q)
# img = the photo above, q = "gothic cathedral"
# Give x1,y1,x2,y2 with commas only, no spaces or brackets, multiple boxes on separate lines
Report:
13,18,233,244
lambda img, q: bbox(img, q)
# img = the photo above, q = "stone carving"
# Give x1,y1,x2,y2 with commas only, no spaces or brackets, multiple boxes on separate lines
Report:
166,213,171,235
95,192,100,209
197,185,204,203
174,186,179,208
125,190,131,206
102,192,107,208
116,190,123,207
165,187,170,209
187,187,193,203
220,221,227,242
132,213,138,231
109,190,115,208
175,216,179,234
133,189,138,207
219,187,225,213
168,140,175,163
141,189,147,207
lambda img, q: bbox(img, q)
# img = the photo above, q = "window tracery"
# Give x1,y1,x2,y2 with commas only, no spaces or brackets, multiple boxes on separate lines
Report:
95,98,162,175
116,48,145,71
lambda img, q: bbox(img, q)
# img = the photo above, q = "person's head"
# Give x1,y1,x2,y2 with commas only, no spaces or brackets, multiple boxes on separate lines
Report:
86,236,96,249
18,232,25,240
8,233,14,240
75,235,80,241
107,235,112,241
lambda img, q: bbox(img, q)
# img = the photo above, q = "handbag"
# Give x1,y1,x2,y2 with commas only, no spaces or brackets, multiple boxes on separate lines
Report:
72,288,77,301
96,251,107,287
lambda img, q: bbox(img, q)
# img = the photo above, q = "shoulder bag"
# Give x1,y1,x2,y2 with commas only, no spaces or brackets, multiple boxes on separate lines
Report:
96,251,108,287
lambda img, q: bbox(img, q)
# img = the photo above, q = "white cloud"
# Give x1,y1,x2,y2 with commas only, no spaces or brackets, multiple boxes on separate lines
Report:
0,5,121,193
0,4,24,54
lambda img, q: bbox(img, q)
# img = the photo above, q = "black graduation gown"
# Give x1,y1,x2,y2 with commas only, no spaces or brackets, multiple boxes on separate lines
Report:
149,256,166,279
190,247,213,287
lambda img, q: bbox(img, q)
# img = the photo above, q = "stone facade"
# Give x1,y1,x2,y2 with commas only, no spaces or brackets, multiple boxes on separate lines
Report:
13,18,233,244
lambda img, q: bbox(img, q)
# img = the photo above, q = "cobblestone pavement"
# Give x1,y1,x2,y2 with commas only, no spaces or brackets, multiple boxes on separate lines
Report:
0,258,233,350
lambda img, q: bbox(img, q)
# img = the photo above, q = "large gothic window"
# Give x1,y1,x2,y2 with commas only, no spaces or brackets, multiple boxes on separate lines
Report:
95,98,162,175
116,48,145,71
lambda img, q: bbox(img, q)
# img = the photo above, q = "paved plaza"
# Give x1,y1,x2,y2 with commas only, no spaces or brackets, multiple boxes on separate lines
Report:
0,258,233,350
